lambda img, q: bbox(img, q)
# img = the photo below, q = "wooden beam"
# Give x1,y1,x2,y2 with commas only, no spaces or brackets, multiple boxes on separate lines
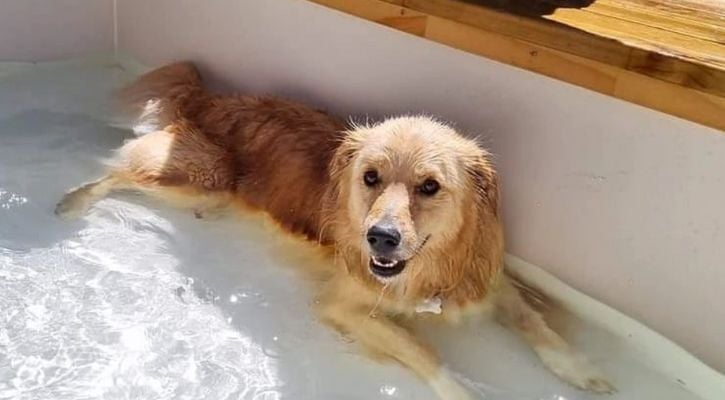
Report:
308,0,725,131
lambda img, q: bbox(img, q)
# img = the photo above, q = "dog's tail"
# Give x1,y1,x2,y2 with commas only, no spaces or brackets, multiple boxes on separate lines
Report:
116,61,205,135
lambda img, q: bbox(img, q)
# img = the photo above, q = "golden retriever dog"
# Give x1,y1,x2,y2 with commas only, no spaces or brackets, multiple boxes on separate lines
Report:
56,62,613,399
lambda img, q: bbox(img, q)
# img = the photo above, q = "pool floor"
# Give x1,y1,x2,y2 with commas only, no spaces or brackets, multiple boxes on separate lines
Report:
0,58,702,400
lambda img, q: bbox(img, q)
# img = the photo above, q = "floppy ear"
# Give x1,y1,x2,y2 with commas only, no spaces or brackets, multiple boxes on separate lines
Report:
329,131,362,181
465,150,500,217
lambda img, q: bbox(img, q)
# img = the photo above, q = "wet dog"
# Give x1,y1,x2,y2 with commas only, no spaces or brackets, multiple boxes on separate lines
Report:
56,62,613,399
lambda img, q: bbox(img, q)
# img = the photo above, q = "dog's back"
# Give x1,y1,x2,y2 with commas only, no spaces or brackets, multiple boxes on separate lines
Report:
84,62,348,242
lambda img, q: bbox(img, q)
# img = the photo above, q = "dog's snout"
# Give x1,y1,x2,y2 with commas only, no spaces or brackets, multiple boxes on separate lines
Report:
366,224,401,253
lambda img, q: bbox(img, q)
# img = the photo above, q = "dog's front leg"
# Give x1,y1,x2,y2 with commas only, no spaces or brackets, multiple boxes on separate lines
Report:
494,275,615,393
317,286,471,400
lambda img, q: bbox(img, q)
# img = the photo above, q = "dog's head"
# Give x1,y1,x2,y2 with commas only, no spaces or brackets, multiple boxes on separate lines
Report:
329,116,501,293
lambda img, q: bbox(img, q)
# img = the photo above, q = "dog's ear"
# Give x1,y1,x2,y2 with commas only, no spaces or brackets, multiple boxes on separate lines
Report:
465,151,500,216
329,132,362,180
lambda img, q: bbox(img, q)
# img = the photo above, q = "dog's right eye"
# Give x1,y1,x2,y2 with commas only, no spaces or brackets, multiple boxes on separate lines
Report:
363,170,379,187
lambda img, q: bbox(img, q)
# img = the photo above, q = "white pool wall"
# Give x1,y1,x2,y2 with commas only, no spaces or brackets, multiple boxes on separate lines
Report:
0,0,114,62
2,0,724,374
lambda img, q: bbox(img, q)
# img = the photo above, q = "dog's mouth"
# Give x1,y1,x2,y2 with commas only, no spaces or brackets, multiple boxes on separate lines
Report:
367,235,430,279
369,256,407,278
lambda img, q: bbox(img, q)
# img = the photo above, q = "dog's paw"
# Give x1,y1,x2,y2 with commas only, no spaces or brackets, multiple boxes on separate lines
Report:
585,376,617,394
430,369,472,400
54,189,90,220
538,348,616,394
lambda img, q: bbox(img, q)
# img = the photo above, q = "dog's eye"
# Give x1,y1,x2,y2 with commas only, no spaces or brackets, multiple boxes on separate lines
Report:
419,179,440,196
363,170,379,187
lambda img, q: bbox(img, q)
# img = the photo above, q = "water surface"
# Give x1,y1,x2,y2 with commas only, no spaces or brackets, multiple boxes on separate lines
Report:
0,58,699,400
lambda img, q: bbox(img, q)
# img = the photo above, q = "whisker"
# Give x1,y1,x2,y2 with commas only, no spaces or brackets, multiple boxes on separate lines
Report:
409,234,431,259
368,282,389,318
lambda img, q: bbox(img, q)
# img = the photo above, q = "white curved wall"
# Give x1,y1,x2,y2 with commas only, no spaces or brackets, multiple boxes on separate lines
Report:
0,0,113,62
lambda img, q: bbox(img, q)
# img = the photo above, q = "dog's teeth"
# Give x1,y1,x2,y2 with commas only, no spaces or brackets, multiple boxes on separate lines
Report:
373,257,398,268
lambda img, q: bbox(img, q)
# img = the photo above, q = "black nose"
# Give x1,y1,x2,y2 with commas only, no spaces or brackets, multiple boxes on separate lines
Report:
366,224,401,253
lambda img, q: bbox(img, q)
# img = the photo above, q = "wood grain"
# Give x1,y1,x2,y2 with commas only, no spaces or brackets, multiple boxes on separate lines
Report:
307,0,725,131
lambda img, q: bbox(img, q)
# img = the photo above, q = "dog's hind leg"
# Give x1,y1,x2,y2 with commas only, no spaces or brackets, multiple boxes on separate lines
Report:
494,275,615,393
55,174,130,219
56,124,234,219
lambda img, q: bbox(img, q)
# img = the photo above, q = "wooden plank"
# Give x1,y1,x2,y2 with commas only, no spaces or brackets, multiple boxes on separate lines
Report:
396,0,725,95
306,0,725,130
425,16,620,94
425,12,725,128
403,0,634,67
584,0,724,44
626,50,724,91
392,0,725,97
615,68,725,131
628,0,725,18
311,0,427,35
547,8,725,68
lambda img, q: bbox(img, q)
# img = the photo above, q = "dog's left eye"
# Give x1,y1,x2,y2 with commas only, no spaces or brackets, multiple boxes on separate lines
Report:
363,170,379,187
419,179,440,196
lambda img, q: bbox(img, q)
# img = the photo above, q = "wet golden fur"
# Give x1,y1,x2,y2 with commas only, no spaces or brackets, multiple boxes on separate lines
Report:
56,62,613,399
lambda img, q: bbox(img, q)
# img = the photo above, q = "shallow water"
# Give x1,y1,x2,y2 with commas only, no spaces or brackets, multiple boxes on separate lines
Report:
0,58,703,400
